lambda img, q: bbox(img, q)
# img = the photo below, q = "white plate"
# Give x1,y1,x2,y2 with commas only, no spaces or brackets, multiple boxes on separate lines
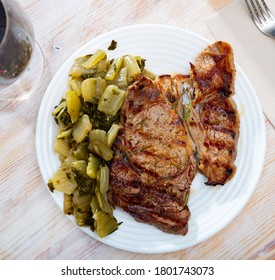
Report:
36,24,266,254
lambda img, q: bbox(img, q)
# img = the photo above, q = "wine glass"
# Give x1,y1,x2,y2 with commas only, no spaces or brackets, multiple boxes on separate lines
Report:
0,0,44,97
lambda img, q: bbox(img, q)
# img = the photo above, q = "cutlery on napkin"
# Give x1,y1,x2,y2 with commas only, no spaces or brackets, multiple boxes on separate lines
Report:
206,0,275,127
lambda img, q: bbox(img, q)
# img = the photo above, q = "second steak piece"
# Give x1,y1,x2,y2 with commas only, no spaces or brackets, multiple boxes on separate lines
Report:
109,75,197,235
187,41,240,186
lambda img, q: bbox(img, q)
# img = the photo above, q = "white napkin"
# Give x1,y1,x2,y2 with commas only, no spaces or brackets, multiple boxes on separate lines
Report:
206,0,275,127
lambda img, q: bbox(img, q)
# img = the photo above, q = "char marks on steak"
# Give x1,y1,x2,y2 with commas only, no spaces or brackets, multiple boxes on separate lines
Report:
187,41,239,186
109,75,197,235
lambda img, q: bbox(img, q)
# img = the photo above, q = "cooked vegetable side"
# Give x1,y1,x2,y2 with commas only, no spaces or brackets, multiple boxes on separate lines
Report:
48,45,152,238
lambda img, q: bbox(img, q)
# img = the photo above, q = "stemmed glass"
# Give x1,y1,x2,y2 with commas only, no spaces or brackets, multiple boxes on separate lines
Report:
0,0,44,97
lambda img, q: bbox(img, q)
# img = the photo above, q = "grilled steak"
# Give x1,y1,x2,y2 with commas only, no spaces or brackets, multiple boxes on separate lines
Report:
109,75,197,235
187,41,239,185
109,41,240,234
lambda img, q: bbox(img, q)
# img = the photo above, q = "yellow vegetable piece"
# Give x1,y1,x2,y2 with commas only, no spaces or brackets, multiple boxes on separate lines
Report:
89,129,108,146
73,190,93,212
98,85,126,116
66,90,81,123
87,154,100,179
69,77,83,96
74,209,89,226
54,138,70,158
72,115,92,143
64,193,73,215
90,195,100,215
82,77,107,102
99,165,109,194
88,140,114,161
107,123,120,147
82,49,106,69
70,56,96,78
73,144,89,160
49,168,77,194
104,57,123,81
71,160,88,177
57,128,73,139
93,210,119,238
123,55,141,83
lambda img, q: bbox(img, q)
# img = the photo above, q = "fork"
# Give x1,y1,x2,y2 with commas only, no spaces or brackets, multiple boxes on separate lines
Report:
245,0,275,38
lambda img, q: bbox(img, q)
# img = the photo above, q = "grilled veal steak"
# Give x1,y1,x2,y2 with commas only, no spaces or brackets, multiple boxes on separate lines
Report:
109,75,197,235
109,41,240,235
187,41,240,185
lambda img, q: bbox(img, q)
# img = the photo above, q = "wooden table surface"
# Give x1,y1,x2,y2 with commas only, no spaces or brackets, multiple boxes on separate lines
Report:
0,0,274,260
